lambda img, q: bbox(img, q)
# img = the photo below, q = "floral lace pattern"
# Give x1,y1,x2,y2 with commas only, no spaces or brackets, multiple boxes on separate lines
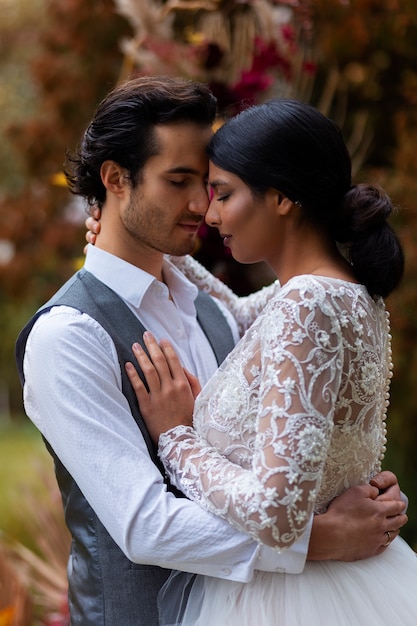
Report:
160,265,391,549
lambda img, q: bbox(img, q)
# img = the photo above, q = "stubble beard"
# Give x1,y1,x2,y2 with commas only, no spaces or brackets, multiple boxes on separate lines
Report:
123,196,199,257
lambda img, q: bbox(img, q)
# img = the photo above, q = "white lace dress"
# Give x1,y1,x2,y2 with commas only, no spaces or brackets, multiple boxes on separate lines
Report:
157,256,417,626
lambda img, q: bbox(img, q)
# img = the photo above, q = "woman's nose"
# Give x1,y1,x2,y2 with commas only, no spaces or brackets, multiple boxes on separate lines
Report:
205,199,220,227
188,186,210,215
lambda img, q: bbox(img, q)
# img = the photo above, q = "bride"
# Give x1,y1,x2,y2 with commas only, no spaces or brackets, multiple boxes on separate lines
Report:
126,98,417,625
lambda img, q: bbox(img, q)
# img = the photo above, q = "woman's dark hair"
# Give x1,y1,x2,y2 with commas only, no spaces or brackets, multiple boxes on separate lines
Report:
207,98,404,297
65,75,217,208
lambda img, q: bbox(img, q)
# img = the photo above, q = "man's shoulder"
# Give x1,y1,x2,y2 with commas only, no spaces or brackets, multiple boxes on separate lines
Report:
18,268,113,359
29,304,106,347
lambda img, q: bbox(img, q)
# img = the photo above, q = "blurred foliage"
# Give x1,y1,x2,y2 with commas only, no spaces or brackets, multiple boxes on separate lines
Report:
0,0,416,554
0,422,49,544
0,0,132,302
0,0,47,196
0,0,133,419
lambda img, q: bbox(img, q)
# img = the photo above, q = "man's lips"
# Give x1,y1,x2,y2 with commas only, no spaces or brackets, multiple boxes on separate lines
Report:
178,222,202,233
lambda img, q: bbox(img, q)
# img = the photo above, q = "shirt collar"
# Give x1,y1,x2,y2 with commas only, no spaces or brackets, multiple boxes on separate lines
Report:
84,244,198,309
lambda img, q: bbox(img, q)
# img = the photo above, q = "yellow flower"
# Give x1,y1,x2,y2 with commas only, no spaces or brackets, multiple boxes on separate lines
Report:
50,171,68,187
184,27,206,45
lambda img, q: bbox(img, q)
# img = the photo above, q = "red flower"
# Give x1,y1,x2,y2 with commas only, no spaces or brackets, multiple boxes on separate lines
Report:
228,35,294,109
231,71,273,109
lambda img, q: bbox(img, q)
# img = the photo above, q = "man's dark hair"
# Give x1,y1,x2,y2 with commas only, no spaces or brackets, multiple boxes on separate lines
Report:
65,75,217,208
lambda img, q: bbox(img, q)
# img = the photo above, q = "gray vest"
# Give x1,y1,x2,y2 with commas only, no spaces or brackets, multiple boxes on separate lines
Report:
15,269,235,626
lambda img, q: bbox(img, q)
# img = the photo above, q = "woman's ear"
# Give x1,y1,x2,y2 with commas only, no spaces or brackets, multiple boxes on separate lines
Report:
100,161,129,197
276,193,293,216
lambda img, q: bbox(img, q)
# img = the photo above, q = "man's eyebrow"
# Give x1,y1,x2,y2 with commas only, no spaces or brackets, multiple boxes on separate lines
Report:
165,166,204,175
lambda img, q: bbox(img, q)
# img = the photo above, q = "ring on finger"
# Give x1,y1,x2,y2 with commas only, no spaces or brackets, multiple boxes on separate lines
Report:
383,530,392,547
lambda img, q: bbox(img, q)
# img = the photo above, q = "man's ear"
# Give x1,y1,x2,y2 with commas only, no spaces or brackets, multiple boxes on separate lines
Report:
100,161,129,196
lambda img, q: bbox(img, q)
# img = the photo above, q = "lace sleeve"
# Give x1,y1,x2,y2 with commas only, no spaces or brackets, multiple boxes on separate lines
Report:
169,254,279,336
158,287,344,549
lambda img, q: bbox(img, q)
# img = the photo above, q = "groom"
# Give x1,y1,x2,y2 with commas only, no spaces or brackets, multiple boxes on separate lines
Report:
16,76,407,626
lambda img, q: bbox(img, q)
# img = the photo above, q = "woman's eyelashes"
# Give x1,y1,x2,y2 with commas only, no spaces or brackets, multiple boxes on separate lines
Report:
208,181,231,202
211,188,231,202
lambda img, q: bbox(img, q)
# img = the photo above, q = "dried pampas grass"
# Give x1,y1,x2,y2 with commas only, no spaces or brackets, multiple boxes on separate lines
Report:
2,469,70,624
0,545,32,626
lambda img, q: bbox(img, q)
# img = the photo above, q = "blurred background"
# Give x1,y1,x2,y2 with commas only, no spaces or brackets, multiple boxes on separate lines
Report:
1,0,417,623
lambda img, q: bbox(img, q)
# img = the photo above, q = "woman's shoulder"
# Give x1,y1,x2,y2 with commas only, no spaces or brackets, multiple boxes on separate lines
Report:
277,274,367,298
269,274,380,320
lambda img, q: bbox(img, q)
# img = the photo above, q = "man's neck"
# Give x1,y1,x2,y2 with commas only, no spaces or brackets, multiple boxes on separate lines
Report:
95,234,165,282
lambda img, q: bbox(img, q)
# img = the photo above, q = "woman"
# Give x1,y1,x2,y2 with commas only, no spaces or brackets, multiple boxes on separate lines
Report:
114,99,417,623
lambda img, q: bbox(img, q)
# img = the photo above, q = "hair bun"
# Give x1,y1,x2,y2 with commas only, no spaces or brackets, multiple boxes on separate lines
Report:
342,183,393,237
339,183,403,298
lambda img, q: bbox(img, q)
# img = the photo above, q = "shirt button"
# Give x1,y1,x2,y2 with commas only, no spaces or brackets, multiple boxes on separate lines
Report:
222,568,231,576
176,328,184,338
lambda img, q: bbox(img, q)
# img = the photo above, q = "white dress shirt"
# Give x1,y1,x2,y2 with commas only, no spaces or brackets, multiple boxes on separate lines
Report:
23,244,311,581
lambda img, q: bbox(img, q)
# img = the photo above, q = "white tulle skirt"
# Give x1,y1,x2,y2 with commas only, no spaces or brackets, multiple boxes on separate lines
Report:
159,537,417,626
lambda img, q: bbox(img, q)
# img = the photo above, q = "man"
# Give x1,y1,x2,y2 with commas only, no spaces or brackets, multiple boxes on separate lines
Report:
16,76,407,626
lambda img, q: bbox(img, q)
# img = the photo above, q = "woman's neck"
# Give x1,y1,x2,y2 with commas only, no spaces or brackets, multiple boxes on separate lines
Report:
271,227,356,286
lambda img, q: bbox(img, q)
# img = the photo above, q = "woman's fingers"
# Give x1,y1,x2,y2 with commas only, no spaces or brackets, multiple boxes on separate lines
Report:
183,368,202,398
85,209,101,245
125,360,150,410
130,332,187,391
86,209,101,233
131,340,164,391
142,332,175,381
158,338,189,380
143,332,186,382
126,333,196,443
